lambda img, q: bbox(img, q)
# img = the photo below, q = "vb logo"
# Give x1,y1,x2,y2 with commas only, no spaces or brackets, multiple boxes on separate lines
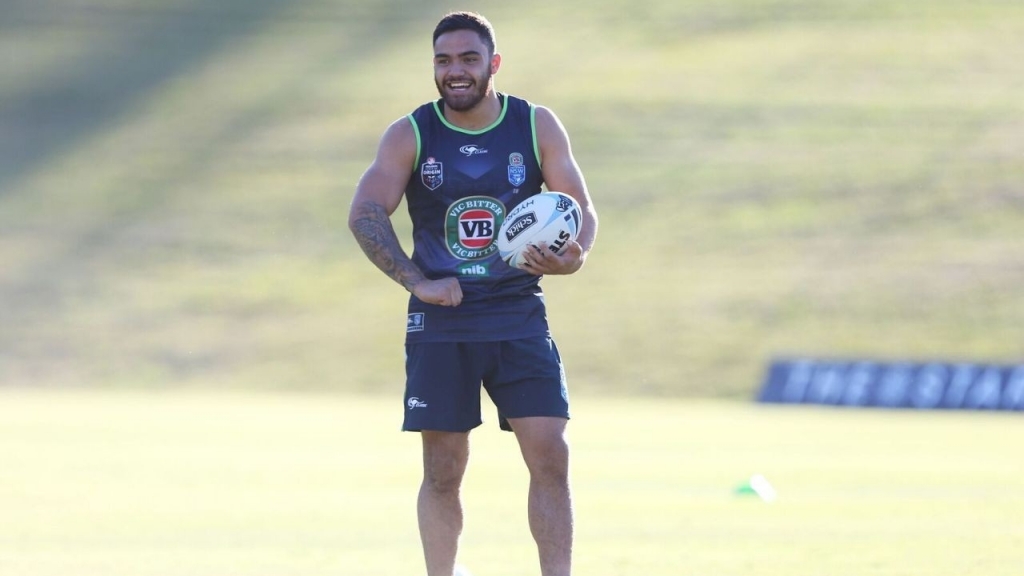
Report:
445,196,506,260
458,211,494,248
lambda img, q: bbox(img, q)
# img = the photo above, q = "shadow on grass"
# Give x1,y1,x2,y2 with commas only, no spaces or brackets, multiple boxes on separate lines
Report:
0,0,439,197
0,0,443,384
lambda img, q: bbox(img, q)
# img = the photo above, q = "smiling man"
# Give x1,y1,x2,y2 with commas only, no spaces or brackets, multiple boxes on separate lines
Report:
348,11,598,576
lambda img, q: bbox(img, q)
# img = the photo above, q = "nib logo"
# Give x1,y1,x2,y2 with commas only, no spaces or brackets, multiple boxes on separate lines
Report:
458,262,490,276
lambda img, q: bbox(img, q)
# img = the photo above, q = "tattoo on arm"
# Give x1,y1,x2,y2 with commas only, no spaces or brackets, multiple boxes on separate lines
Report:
350,202,425,291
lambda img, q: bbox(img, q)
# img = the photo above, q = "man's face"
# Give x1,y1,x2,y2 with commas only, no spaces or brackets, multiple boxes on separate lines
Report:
433,29,497,112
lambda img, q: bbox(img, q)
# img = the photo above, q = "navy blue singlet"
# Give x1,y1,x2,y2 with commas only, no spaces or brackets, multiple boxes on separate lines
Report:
404,94,549,343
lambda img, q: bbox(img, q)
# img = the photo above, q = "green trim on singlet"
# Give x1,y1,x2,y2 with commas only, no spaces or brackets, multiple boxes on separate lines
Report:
407,113,422,170
431,93,509,135
530,104,541,169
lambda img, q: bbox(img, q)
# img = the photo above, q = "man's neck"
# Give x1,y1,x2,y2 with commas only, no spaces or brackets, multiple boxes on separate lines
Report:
443,92,502,131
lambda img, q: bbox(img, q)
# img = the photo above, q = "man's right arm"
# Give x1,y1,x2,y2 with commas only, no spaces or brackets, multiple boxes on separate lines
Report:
348,118,463,307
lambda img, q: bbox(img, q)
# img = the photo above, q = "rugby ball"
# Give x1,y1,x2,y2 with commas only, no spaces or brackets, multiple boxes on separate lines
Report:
497,191,582,269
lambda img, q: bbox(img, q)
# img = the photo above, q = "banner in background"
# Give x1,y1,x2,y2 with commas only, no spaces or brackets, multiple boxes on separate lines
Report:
758,358,1024,411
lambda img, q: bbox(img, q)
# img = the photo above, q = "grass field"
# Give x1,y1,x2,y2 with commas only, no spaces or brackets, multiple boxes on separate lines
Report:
1,390,1021,576
2,0,1023,396
2,4,1021,574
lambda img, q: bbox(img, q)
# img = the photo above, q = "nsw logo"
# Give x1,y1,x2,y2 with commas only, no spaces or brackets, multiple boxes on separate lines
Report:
508,152,526,186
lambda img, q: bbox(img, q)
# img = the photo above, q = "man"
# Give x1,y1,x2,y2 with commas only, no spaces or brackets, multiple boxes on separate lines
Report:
348,11,598,576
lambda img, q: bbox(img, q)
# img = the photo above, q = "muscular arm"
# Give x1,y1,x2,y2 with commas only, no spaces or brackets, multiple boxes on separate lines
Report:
520,105,599,275
349,118,463,306
349,200,426,291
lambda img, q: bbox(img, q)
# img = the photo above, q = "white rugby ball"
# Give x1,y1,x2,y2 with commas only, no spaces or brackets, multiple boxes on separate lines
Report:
497,191,582,270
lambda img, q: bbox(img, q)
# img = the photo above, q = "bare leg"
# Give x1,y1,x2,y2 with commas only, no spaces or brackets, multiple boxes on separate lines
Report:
418,431,470,576
508,417,573,576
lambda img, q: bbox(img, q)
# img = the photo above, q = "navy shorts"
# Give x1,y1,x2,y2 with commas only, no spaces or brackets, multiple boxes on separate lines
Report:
403,336,569,432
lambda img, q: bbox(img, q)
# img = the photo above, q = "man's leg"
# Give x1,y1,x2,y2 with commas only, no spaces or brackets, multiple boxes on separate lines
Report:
419,430,470,576
508,416,573,576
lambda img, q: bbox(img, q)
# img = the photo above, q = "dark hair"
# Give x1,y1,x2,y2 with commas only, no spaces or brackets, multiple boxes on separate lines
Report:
432,11,496,55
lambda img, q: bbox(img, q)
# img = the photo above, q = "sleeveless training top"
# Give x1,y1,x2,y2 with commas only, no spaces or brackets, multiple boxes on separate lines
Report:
404,93,549,343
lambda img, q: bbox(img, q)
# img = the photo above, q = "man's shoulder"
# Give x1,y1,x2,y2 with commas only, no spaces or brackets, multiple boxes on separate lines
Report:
409,99,441,120
502,93,541,112
501,94,557,123
377,115,418,160
500,92,530,104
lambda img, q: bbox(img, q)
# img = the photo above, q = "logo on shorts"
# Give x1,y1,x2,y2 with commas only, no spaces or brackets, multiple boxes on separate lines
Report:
407,313,425,332
407,397,429,409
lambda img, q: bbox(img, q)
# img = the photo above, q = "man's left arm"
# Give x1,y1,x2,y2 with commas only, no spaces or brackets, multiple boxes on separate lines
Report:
519,105,599,275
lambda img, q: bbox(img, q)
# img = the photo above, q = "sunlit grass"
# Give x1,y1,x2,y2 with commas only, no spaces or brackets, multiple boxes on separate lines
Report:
1,0,1023,395
0,390,1021,576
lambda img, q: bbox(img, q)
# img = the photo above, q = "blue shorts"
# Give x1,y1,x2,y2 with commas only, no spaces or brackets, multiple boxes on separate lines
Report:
403,336,569,432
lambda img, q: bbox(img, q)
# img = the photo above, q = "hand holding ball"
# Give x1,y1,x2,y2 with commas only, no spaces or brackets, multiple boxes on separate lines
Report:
497,192,582,270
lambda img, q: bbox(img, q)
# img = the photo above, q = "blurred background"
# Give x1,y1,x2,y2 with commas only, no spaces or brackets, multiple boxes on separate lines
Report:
2,0,1022,398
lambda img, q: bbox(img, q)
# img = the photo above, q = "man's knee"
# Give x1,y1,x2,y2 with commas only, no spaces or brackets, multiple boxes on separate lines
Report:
421,431,470,492
530,443,570,481
510,418,570,479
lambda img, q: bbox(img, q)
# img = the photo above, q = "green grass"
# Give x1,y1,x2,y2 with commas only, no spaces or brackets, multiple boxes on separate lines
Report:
2,5,1020,572
1,0,1024,395
1,390,1021,575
